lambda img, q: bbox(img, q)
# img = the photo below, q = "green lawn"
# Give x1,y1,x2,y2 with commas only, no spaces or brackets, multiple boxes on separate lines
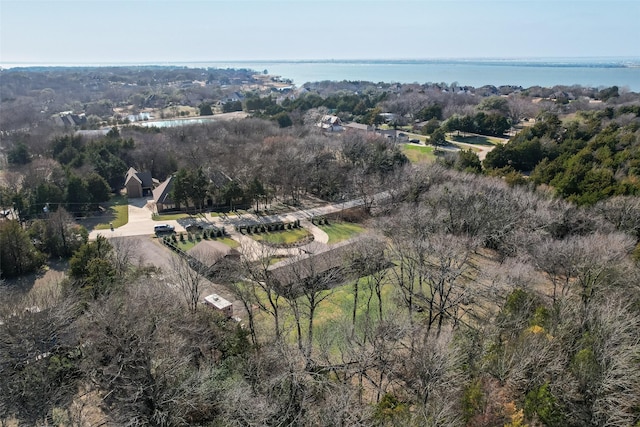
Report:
95,195,129,229
319,221,365,244
160,234,238,252
268,255,290,266
153,212,192,221
217,236,240,249
251,228,312,246
402,144,436,164
449,134,500,145
313,275,398,331
250,269,402,356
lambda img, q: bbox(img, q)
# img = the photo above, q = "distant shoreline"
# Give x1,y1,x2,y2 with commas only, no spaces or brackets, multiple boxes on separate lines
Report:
2,58,639,91
3,57,640,69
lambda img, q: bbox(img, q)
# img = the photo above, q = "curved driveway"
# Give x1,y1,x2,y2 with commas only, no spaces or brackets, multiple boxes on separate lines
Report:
89,193,388,255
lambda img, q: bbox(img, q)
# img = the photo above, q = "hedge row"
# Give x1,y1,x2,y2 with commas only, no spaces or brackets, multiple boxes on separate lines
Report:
236,219,300,234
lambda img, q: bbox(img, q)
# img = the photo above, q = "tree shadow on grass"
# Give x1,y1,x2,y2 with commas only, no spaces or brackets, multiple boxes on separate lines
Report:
2,259,68,296
83,209,118,231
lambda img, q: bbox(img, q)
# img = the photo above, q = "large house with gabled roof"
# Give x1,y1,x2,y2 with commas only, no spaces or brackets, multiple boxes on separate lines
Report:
124,167,155,198
152,175,176,212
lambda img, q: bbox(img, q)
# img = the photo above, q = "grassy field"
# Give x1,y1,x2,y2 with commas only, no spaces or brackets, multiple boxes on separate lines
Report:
153,212,192,221
319,221,365,244
95,195,129,229
153,105,198,118
217,236,240,249
449,134,502,145
268,255,290,265
402,144,436,163
250,269,402,356
251,228,312,245
313,276,400,337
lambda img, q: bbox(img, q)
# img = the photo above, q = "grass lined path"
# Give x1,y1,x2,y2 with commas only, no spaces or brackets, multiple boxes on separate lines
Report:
319,222,365,244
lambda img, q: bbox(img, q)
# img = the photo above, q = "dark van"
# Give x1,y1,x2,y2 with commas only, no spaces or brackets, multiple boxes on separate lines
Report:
154,224,175,233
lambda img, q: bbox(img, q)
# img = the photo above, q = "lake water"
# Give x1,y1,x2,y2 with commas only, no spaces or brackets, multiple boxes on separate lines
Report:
195,58,640,91
4,58,639,90
134,117,217,128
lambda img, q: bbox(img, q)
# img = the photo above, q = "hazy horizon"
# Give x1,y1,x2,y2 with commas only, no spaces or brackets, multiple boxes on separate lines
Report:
2,1,639,66
3,56,639,68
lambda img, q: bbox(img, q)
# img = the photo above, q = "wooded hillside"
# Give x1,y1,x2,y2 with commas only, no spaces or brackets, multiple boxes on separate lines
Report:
1,67,639,426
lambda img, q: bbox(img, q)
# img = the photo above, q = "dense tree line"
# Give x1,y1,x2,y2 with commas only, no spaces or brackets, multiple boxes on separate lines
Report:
124,119,407,208
483,106,640,204
1,132,122,220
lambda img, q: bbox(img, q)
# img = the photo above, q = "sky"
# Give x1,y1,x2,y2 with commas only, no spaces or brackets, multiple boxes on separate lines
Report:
1,0,639,65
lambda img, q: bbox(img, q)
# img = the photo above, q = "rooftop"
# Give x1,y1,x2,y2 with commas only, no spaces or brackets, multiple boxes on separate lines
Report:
204,293,232,310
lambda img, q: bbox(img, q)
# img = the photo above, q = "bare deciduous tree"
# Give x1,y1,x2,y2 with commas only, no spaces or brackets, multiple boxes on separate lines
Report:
0,286,79,425
170,248,212,314
239,240,284,340
416,234,477,337
78,280,237,426
109,236,140,279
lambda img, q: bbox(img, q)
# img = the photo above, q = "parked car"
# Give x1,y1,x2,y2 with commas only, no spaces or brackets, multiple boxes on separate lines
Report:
409,138,421,143
154,224,175,233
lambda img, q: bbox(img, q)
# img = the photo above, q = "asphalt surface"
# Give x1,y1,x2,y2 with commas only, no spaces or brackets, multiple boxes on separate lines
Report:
89,193,388,241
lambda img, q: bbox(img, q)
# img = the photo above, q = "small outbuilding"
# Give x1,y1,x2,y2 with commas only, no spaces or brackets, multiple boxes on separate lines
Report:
203,293,233,318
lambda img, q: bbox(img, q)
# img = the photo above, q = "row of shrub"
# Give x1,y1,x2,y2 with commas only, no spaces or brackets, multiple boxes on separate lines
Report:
161,228,227,245
202,226,226,238
161,236,187,256
236,219,301,234
311,217,329,225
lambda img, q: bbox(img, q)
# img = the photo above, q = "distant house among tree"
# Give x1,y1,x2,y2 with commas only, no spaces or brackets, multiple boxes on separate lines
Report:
53,111,87,127
153,175,176,212
343,122,373,133
376,129,406,141
124,167,156,198
317,115,344,132
227,92,245,103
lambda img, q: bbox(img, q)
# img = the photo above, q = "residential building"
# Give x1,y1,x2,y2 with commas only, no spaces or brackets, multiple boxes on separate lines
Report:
153,175,175,212
124,167,155,198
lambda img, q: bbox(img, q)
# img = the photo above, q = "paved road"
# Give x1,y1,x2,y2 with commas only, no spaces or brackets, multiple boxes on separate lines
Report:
89,193,388,241
89,193,389,265
448,140,494,161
